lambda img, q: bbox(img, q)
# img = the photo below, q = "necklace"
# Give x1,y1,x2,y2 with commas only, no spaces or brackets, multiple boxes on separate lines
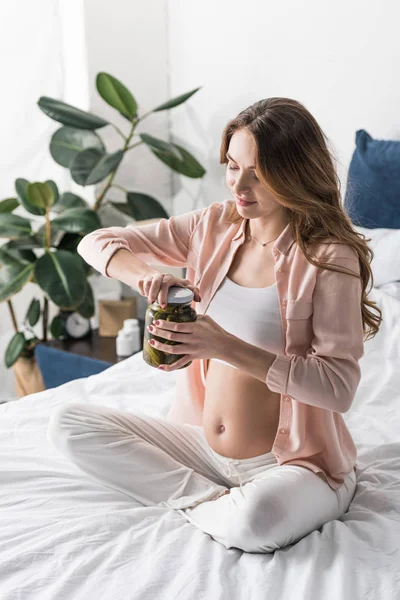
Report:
246,223,280,247
249,233,280,247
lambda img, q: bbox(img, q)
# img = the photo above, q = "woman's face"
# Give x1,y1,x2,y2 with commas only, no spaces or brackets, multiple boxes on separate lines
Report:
225,128,281,215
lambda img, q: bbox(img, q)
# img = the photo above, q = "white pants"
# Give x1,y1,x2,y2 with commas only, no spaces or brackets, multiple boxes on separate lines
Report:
47,402,357,554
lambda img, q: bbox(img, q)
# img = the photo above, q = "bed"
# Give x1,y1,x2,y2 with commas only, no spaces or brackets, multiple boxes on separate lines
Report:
0,281,399,600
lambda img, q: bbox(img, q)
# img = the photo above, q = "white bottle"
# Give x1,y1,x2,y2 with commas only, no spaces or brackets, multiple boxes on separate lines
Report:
123,319,141,353
116,318,141,357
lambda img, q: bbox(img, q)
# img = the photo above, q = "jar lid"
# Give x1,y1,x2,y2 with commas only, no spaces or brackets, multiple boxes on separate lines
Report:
166,286,194,304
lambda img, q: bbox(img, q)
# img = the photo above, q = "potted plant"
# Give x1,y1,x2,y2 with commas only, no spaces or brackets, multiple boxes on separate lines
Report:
38,72,206,219
0,182,100,395
0,72,206,396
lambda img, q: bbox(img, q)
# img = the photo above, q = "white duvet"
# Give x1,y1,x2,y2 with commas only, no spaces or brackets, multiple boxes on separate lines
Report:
0,284,399,600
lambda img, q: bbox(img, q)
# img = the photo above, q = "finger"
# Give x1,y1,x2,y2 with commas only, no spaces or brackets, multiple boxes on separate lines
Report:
159,355,192,371
144,278,153,297
148,325,189,342
148,274,164,303
152,320,193,334
141,276,153,296
137,278,145,295
149,338,182,353
191,285,202,302
159,280,170,307
148,283,160,304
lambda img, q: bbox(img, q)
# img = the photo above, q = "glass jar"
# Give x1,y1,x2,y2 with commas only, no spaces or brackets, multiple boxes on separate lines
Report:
143,286,197,369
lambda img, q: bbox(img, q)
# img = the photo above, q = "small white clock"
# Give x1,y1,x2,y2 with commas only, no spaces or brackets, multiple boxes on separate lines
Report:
64,312,91,339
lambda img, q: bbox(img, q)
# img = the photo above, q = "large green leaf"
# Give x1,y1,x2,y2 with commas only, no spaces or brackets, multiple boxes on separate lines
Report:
50,314,65,340
45,180,60,206
38,96,109,130
140,134,205,178
70,148,124,186
52,208,101,235
57,234,92,277
25,298,41,327
0,198,19,213
34,250,86,309
50,126,106,168
126,192,169,220
151,143,206,178
1,241,37,264
51,192,88,214
96,72,138,120
57,232,83,253
0,248,35,302
5,332,26,368
15,178,46,216
78,255,91,276
0,213,32,238
4,238,40,251
34,224,63,247
152,87,201,112
76,281,94,319
109,201,132,217
27,182,55,209
2,241,36,266
139,133,182,159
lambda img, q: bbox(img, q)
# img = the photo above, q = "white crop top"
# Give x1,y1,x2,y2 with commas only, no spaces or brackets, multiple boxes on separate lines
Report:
205,275,285,369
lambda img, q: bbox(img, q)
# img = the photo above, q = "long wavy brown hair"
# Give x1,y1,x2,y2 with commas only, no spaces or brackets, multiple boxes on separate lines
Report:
220,97,382,341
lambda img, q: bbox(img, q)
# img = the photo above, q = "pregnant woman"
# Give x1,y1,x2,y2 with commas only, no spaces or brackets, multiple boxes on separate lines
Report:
47,97,382,553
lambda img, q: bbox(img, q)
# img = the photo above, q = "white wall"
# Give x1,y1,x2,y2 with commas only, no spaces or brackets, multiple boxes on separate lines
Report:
82,0,177,343
167,0,400,212
83,0,173,214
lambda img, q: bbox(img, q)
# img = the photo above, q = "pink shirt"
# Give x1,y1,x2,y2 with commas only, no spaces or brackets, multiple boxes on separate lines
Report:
77,199,363,490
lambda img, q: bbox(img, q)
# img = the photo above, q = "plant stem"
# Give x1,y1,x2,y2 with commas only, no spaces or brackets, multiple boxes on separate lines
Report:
7,300,18,333
42,297,49,342
93,120,138,212
25,324,38,339
110,123,127,141
111,183,129,193
135,110,152,124
45,206,51,249
126,141,144,151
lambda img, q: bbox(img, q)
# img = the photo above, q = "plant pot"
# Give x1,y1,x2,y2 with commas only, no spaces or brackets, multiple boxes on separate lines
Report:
12,356,45,398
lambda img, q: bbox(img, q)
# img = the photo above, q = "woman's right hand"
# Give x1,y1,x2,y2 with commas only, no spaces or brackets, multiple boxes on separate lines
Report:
137,272,202,307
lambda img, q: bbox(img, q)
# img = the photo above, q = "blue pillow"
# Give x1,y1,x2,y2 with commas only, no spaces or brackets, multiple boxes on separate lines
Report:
344,129,400,228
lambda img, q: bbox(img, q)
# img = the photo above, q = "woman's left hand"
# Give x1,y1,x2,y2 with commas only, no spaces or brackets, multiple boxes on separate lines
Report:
147,314,228,371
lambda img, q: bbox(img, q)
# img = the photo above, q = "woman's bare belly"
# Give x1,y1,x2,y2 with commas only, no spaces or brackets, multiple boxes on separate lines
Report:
201,221,285,460
202,358,281,459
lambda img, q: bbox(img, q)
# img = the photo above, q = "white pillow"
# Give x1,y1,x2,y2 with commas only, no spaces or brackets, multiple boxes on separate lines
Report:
353,226,400,287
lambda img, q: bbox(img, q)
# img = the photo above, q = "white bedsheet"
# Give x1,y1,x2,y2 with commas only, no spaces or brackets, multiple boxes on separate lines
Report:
0,285,399,600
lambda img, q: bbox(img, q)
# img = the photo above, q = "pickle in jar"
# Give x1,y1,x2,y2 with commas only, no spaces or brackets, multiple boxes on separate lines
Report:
143,286,197,369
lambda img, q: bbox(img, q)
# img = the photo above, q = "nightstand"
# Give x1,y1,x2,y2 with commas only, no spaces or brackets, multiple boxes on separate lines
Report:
34,322,145,389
